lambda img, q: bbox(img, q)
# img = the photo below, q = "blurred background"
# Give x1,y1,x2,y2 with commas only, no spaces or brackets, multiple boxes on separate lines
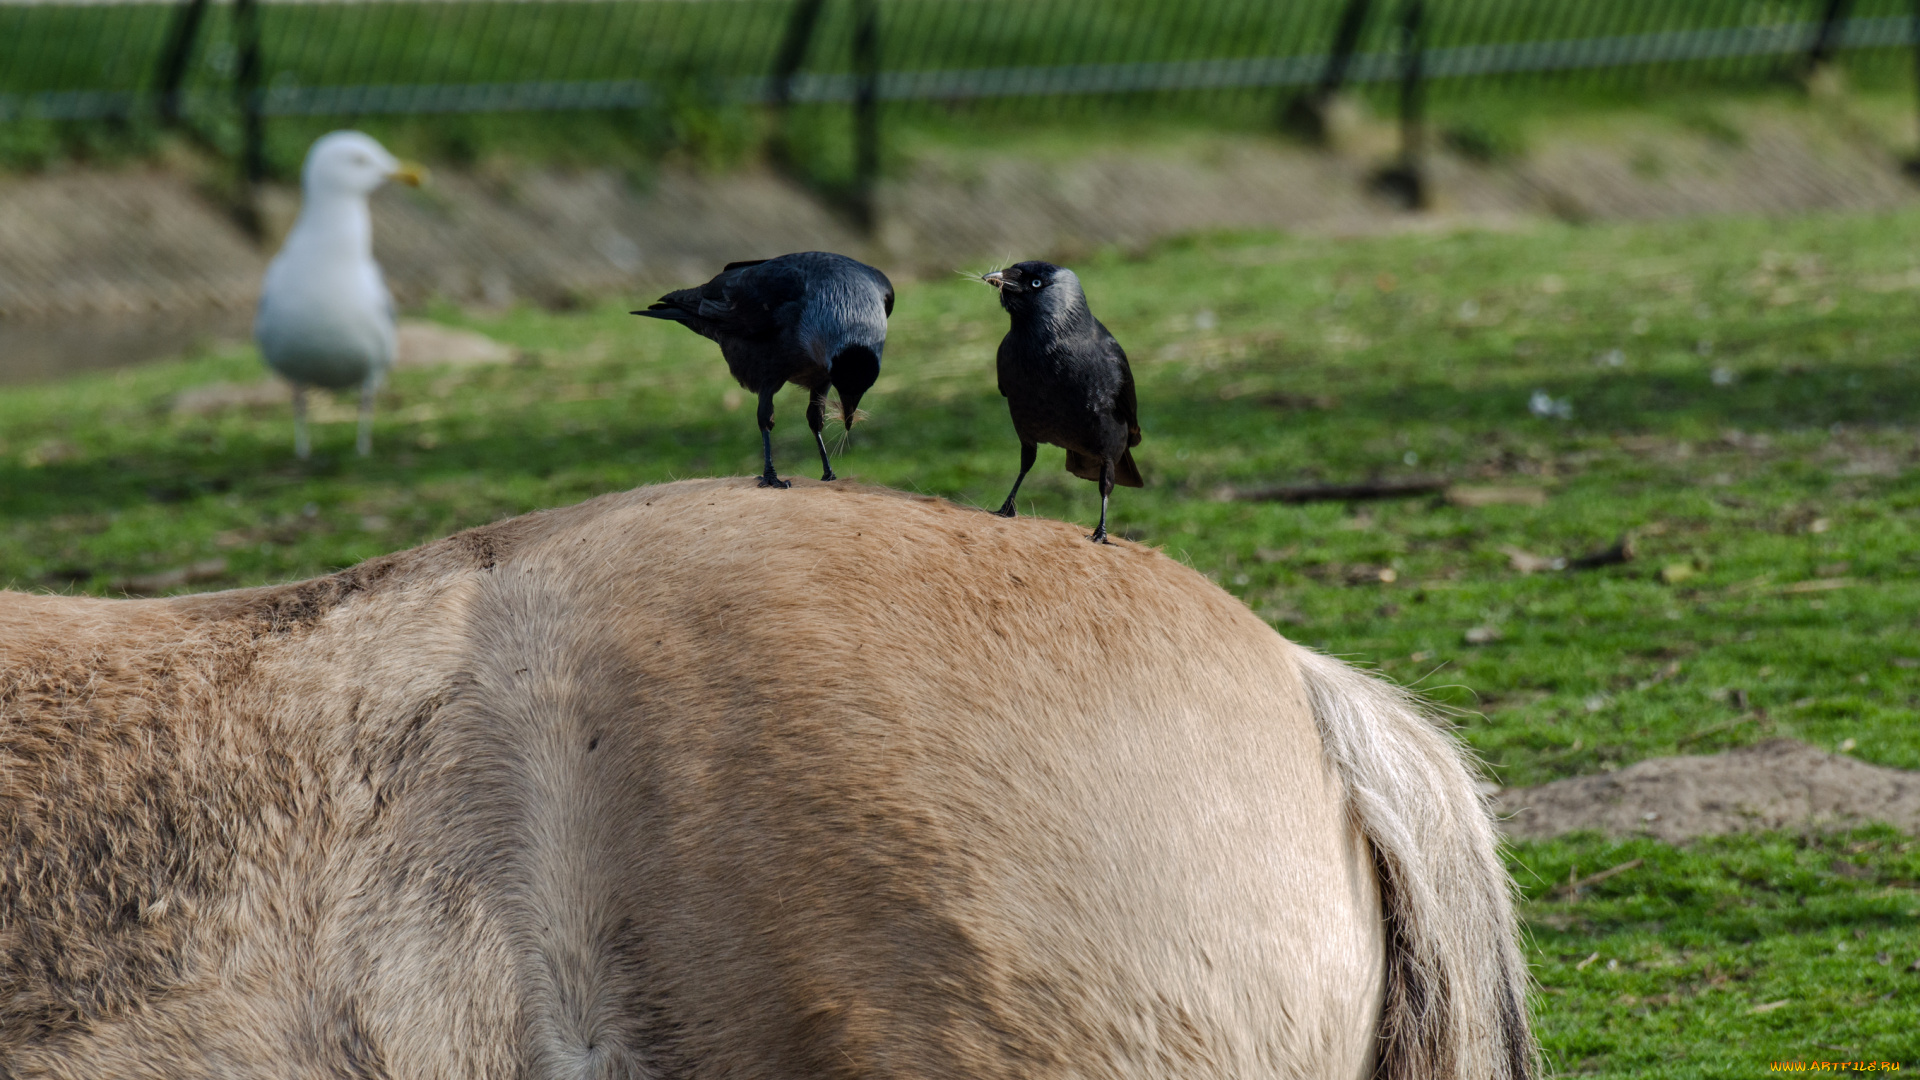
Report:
6,1,1920,1071
8,0,1920,372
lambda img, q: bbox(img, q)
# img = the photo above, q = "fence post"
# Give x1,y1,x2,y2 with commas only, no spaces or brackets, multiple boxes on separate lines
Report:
1373,0,1427,209
1280,0,1372,142
233,0,267,236
1907,0,1920,178
154,0,210,127
1804,0,1855,77
851,0,879,231
769,0,828,169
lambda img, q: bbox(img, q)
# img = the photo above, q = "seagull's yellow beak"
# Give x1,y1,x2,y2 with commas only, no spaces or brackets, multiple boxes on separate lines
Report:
390,161,428,187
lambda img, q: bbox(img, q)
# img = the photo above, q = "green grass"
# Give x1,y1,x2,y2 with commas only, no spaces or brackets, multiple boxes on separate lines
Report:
10,0,1920,179
16,0,1905,101
1521,828,1920,1073
5,206,1920,1071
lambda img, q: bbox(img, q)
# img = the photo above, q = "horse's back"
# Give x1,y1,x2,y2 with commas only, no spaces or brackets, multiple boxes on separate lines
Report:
535,479,1386,1078
2,479,1386,1079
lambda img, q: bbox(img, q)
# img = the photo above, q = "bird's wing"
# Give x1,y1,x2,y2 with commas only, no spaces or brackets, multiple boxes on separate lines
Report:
721,258,811,335
1100,322,1143,447
1119,366,1142,447
369,262,397,329
995,335,1018,399
641,259,802,340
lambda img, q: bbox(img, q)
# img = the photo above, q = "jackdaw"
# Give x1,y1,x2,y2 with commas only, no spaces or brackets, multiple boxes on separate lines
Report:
983,260,1142,544
635,252,893,487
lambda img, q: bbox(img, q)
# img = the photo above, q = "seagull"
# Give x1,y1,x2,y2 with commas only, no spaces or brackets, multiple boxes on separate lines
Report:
255,131,423,459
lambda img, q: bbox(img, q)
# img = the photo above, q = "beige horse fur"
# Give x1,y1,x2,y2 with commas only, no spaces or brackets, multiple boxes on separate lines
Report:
0,478,1532,1079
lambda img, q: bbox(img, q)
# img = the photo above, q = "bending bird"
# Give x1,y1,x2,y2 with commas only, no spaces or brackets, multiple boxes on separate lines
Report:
983,260,1143,544
635,252,893,488
255,130,424,459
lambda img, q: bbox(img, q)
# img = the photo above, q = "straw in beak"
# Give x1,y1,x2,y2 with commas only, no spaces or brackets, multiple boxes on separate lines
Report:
983,270,1009,292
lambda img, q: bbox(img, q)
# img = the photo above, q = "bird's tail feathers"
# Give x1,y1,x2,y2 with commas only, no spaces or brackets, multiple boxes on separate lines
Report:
634,287,710,322
1064,449,1144,487
1064,449,1101,482
635,297,697,320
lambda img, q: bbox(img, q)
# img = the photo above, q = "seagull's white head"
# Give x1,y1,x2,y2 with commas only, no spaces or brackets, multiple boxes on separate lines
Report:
302,131,425,199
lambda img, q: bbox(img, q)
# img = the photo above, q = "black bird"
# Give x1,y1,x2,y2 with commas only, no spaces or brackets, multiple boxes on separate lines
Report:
635,252,893,487
983,261,1142,544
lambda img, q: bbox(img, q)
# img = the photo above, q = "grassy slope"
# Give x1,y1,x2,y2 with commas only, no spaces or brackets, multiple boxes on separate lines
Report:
4,208,1919,1070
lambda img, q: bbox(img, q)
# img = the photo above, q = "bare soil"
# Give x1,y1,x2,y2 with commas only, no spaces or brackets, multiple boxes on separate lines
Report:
2,96,1917,380
1494,739,1920,842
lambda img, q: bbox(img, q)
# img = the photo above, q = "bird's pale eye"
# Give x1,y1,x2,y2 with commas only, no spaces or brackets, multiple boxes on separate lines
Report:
1031,279,1044,289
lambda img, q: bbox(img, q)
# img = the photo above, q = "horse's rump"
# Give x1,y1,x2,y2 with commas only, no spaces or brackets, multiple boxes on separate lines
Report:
0,478,1529,1078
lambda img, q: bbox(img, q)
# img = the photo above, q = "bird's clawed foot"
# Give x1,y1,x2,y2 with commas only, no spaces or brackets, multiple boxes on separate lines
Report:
759,473,792,489
1087,528,1111,545
820,468,838,482
994,502,1017,518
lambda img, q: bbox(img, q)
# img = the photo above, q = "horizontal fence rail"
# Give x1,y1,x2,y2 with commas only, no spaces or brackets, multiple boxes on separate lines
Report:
4,0,1916,122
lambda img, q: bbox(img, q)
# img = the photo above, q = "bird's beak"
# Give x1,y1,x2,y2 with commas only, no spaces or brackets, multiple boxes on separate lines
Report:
390,162,428,187
983,270,1008,292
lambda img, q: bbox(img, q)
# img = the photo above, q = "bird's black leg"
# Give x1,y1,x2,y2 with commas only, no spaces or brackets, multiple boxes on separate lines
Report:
756,388,790,489
1089,458,1115,544
995,443,1038,517
807,391,836,482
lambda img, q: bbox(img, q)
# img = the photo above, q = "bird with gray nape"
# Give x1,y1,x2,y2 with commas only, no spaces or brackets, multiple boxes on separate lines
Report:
982,260,1142,544
635,252,892,488
255,130,423,459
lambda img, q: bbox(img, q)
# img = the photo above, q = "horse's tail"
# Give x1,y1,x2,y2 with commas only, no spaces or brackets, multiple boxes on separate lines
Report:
1293,647,1538,1080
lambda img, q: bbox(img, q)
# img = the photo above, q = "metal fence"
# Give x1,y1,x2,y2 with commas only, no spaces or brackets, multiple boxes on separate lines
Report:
5,0,1917,214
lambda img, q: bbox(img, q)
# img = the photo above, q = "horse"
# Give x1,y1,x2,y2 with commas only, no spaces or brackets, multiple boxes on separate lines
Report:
0,478,1533,1078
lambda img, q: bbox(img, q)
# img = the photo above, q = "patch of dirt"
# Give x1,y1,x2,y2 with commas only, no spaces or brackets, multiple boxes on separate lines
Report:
1512,113,1919,223
3,100,1918,380
0,164,858,322
0,163,861,381
169,320,517,417
351,166,861,310
171,378,288,417
392,320,518,368
1494,739,1920,842
0,166,264,318
0,305,253,385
